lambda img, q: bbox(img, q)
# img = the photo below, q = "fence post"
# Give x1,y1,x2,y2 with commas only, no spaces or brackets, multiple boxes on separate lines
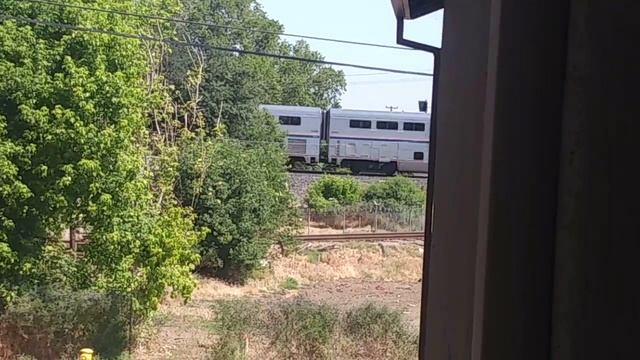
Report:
343,208,346,234
307,206,311,235
374,203,379,233
409,208,413,231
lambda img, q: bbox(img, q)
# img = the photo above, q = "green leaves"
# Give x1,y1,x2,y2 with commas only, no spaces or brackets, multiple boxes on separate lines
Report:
0,0,202,314
178,134,298,281
0,0,342,315
306,176,365,211
363,177,426,210
171,0,346,141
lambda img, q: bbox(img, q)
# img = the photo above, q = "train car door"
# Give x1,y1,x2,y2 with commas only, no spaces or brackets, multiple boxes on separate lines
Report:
370,146,380,161
361,143,371,159
380,143,399,163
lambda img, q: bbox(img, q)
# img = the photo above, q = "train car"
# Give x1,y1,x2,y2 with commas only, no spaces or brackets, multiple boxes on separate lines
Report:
260,105,323,163
326,109,430,174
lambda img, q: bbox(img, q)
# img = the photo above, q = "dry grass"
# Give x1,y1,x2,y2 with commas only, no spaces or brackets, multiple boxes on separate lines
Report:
268,243,422,286
300,221,389,235
186,243,422,300
205,300,417,360
134,242,423,360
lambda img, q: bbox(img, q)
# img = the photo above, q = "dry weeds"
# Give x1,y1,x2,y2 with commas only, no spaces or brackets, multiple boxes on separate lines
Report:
134,242,423,360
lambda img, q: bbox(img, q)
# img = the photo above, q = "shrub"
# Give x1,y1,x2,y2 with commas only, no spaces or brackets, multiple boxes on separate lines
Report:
304,249,323,264
269,301,339,359
209,299,264,360
0,287,133,359
306,176,363,211
207,300,418,360
280,277,299,290
211,299,262,338
178,136,299,282
364,177,426,210
343,303,418,359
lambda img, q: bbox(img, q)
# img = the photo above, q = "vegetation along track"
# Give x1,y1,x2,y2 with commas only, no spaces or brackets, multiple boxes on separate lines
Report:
298,232,425,243
289,168,429,179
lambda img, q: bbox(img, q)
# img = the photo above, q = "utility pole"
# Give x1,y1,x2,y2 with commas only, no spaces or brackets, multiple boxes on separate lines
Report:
385,106,398,112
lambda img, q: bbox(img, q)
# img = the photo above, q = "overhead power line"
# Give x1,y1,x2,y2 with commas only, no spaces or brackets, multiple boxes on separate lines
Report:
22,0,413,51
344,72,434,77
0,15,433,77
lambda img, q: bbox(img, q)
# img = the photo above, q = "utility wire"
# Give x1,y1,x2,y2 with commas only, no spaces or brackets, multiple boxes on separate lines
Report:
22,0,413,51
344,72,433,77
0,15,433,77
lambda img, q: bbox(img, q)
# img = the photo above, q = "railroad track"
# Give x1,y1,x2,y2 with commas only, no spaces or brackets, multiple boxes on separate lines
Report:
288,169,428,179
298,232,425,243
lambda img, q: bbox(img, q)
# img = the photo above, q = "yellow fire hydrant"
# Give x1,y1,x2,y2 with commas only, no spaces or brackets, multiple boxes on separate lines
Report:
79,348,94,360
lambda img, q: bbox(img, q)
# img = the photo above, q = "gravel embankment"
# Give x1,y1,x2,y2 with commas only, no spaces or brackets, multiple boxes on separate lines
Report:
287,172,428,202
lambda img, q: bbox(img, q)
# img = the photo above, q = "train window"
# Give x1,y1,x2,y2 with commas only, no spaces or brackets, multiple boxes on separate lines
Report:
350,120,372,129
279,116,302,126
376,121,399,130
414,152,425,160
403,122,426,131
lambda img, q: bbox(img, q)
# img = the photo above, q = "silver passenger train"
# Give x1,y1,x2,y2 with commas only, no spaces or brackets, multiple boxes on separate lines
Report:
260,105,430,174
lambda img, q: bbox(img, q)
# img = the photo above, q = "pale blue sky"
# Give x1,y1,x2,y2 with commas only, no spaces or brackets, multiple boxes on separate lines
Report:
258,0,443,112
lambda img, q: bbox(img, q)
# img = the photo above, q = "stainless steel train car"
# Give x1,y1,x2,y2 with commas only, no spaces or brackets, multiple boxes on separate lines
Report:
259,105,323,164
326,108,429,173
261,105,430,174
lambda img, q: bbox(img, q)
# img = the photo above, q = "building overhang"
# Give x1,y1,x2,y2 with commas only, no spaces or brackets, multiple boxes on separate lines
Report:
391,0,444,20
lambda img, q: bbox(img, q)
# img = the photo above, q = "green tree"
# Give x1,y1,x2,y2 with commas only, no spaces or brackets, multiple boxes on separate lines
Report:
364,177,426,210
0,0,203,313
177,134,298,281
170,0,346,140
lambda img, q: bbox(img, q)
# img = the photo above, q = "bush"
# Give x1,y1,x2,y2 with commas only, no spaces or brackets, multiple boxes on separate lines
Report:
209,299,263,360
364,177,426,210
343,303,418,359
280,277,299,290
0,287,133,359
304,249,323,264
207,300,418,360
306,176,363,211
178,136,299,282
269,301,339,359
211,299,262,338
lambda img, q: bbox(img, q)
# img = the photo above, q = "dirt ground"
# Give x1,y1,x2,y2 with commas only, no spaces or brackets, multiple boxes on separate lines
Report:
134,242,423,360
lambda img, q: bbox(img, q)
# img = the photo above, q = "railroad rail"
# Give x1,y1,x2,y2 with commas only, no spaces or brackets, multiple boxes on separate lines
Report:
297,232,425,243
288,169,429,179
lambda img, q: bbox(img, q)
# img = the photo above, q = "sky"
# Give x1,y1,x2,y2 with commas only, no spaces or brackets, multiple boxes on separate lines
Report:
258,0,443,113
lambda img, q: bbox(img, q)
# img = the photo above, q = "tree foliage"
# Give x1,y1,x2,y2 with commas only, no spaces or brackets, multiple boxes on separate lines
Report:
171,0,346,140
177,133,298,281
0,0,341,318
0,0,203,313
306,176,364,211
363,177,426,210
